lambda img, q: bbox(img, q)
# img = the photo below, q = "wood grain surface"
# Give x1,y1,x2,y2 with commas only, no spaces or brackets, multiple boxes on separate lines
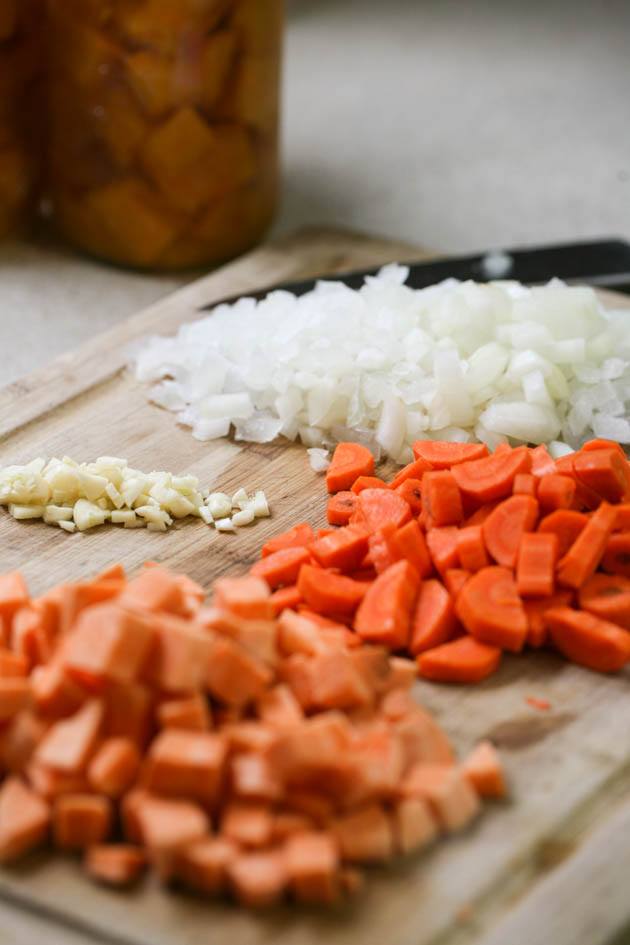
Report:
0,228,629,945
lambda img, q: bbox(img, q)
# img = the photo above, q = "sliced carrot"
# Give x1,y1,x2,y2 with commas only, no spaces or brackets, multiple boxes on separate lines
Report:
602,533,630,578
354,488,412,532
250,547,311,589
456,566,528,652
285,831,341,904
310,526,370,573
412,441,488,469
451,446,531,503
350,476,389,494
513,473,537,497
214,576,273,620
578,573,630,630
464,501,500,527
557,501,618,589
400,763,480,831
444,569,472,598
417,636,501,684
35,699,103,774
84,844,146,887
0,776,50,863
389,520,433,578
326,492,357,526
422,471,463,527
581,438,627,456
87,737,141,799
461,741,506,797
538,509,588,558
354,561,419,649
573,448,630,503
516,532,558,598
261,523,314,558
537,474,576,513
394,478,424,516
614,504,630,531
330,804,393,863
456,526,489,572
523,591,573,648
297,565,367,617
544,606,630,673
482,495,538,568
409,579,456,654
53,794,113,850
529,444,557,478
0,571,29,621
390,457,433,489
269,584,302,616
554,454,602,510
426,526,460,576
326,442,375,494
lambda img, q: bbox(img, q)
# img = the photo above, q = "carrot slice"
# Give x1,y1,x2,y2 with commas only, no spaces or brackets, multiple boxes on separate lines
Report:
544,606,630,672
426,526,459,576
451,446,531,502
417,636,501,684
390,457,433,489
0,776,50,863
409,579,456,654
581,438,627,456
554,454,602,510
326,442,375,493
614,504,630,531
461,741,506,797
516,532,558,598
573,448,630,503
513,473,537,497
444,569,471,598
354,561,419,649
389,520,433,578
310,526,370,573
412,441,489,469
250,547,311,589
354,488,412,532
261,523,314,558
482,495,539,568
350,476,389,495
269,585,302,616
464,502,500,527
538,509,588,558
422,471,463,527
297,565,367,616
523,591,573,648
578,573,630,630
456,526,489,572
390,479,420,517
456,566,528,652
557,501,617,589
326,492,357,526
601,533,630,578
537,474,576,513
529,444,556,478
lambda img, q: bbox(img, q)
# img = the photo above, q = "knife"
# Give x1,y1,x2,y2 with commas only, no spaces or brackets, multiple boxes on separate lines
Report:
202,238,630,309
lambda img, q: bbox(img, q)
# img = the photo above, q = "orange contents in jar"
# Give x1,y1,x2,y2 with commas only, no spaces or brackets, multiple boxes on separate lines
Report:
0,0,42,238
46,0,283,270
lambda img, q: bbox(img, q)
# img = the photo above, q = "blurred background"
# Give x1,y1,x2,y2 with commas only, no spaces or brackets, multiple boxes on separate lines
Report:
2,0,630,383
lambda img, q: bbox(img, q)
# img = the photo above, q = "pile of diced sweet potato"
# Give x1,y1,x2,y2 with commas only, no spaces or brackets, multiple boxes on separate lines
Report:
0,563,503,907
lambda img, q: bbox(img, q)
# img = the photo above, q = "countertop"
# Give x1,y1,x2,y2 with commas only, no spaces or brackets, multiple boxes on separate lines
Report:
2,0,630,388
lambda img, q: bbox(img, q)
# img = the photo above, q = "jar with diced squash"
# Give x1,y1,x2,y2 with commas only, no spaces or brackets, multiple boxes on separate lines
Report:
46,0,283,270
0,0,41,238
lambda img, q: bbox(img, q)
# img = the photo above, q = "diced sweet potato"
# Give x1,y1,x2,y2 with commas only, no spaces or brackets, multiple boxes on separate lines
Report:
35,699,103,774
391,798,439,855
228,849,287,908
144,729,227,807
284,831,341,904
461,741,507,798
206,636,272,707
401,764,480,832
156,693,211,731
84,844,147,887
330,804,394,863
221,801,274,848
0,677,32,721
53,794,113,850
0,776,50,863
214,576,273,620
63,604,155,688
88,737,141,798
144,615,213,693
135,795,210,870
175,837,238,895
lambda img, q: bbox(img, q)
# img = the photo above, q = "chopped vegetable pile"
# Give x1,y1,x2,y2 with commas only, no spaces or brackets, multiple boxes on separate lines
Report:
0,563,502,906
260,438,630,681
134,269,630,457
0,456,269,534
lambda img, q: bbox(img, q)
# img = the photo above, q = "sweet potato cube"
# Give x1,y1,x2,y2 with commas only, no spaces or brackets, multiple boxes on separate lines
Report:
85,844,147,887
206,637,272,706
401,764,480,832
31,662,86,719
0,711,45,774
461,740,507,798
307,649,372,712
35,699,103,774
88,738,141,798
0,677,31,721
330,804,394,863
285,831,341,904
0,777,50,863
144,729,227,807
53,794,112,850
0,570,29,619
26,763,89,801
221,801,274,848
231,753,283,802
392,798,439,855
144,615,213,693
103,681,153,746
176,837,238,894
214,575,273,620
135,795,210,874
121,567,187,615
256,684,303,727
156,693,211,731
64,603,155,687
228,849,287,908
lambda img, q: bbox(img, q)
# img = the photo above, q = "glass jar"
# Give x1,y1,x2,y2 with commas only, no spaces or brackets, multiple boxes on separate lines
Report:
0,0,41,238
46,0,283,270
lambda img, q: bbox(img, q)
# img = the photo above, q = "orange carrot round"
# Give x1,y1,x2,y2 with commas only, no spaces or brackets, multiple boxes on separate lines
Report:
482,495,539,568
456,566,527,652
417,636,501,684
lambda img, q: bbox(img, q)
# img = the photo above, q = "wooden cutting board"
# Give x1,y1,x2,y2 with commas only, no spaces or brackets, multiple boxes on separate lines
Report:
1,228,630,945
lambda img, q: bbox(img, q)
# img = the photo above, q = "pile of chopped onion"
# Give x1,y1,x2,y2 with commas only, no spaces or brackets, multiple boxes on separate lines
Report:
134,267,630,463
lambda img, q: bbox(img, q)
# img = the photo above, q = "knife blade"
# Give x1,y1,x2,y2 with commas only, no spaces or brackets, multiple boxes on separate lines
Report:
201,238,630,310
